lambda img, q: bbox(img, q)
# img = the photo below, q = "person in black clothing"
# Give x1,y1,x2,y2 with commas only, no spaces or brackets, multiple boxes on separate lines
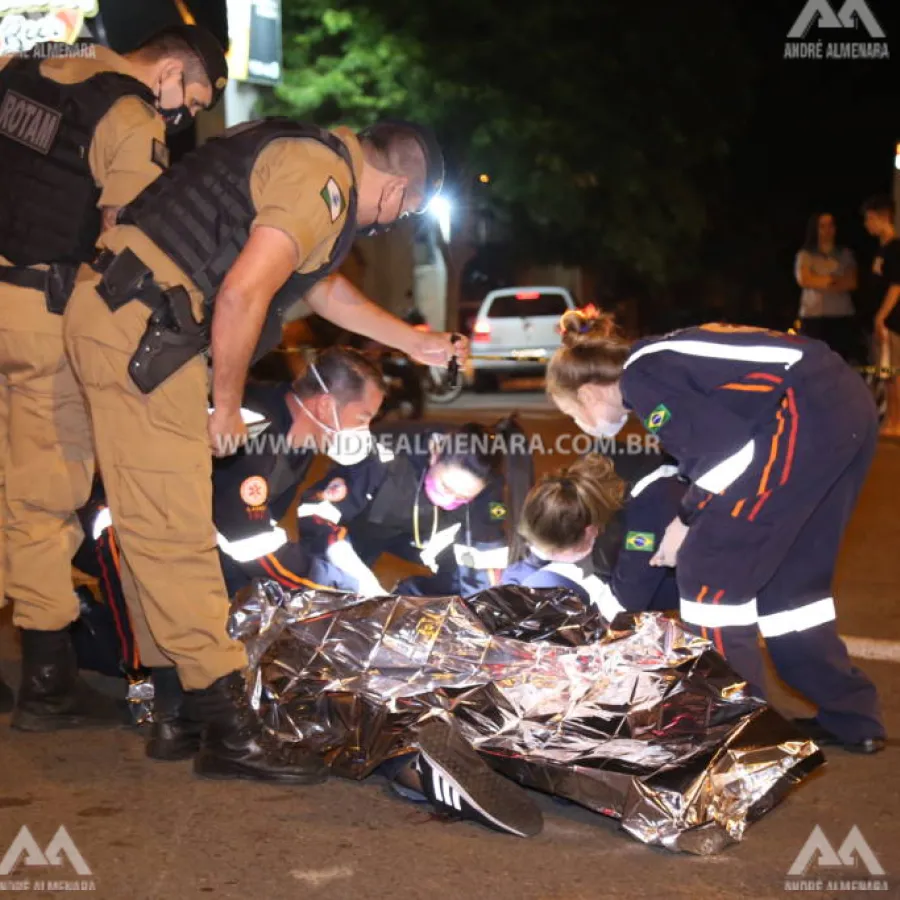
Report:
862,195,900,436
298,418,533,598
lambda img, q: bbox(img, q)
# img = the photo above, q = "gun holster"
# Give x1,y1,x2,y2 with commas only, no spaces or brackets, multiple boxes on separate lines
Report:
45,263,77,315
94,248,154,312
128,286,209,395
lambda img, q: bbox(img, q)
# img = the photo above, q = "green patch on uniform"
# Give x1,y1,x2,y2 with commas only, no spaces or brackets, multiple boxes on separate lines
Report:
151,138,169,170
625,531,656,552
644,404,671,433
320,177,345,223
489,502,507,520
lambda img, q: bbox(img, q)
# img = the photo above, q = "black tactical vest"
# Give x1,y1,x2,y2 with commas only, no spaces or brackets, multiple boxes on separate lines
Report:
119,118,359,361
0,53,157,267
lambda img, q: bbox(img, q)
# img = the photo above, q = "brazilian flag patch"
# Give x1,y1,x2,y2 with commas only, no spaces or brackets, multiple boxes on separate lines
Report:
644,404,671,433
625,531,656,552
320,177,345,223
489,502,507,520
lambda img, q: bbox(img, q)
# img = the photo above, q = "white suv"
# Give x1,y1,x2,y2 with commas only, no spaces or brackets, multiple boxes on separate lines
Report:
469,286,576,391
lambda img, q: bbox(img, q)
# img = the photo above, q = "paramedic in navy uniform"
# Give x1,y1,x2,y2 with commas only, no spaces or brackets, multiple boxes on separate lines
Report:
212,347,385,595
546,310,885,754
297,419,533,597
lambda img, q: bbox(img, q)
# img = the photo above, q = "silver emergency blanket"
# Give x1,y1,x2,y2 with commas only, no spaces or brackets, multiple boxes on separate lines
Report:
229,581,824,854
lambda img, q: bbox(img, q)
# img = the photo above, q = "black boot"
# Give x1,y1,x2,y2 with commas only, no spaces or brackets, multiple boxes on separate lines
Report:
11,628,126,732
146,667,203,761
0,673,13,714
189,671,329,784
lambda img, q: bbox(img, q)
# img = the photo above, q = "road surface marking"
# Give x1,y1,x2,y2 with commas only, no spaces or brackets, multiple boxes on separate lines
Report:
291,865,354,887
841,636,900,663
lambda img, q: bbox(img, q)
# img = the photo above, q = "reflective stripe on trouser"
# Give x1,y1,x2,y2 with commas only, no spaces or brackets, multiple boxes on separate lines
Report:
0,286,94,629
679,595,837,636
64,270,246,690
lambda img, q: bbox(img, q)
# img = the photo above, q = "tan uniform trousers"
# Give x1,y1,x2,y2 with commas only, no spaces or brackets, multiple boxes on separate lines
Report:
63,268,247,690
0,282,93,630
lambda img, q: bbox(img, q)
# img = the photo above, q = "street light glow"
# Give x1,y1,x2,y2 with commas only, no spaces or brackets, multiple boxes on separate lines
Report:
428,195,452,243
895,142,900,170
479,173,490,184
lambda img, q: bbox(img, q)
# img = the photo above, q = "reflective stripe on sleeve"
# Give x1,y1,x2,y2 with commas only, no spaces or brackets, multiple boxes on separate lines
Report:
694,440,755,493
296,501,342,524
542,563,625,621
630,464,680,498
624,339,803,370
420,524,462,570
217,525,289,562
453,544,510,569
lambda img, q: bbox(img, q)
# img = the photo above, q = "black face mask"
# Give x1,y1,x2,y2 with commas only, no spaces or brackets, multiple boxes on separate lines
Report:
157,75,193,136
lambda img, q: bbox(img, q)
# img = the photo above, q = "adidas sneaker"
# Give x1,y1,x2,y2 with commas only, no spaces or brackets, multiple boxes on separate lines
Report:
416,719,543,838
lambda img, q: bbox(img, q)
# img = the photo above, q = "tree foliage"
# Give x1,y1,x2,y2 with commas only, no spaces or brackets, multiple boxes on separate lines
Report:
268,0,758,286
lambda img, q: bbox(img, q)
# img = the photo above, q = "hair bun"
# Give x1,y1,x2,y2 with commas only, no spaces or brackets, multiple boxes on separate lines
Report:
558,309,619,348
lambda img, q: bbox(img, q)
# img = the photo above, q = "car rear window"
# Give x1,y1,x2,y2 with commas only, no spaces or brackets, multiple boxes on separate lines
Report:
486,293,570,318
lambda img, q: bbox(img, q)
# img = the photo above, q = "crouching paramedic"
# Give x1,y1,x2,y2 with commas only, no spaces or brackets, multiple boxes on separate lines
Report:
0,25,227,729
75,348,385,758
62,118,462,784
547,311,885,754
214,349,385,599
502,455,626,621
297,419,532,598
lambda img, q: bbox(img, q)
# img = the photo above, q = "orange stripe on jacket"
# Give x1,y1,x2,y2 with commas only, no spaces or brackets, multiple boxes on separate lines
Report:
779,388,799,487
260,555,330,592
757,404,787,496
746,372,783,384
719,383,773,392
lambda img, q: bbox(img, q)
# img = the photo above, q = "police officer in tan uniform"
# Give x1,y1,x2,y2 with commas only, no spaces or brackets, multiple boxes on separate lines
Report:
0,26,228,725
63,119,465,783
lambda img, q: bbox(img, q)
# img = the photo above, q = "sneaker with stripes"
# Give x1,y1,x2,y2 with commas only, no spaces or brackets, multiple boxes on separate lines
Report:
416,719,543,838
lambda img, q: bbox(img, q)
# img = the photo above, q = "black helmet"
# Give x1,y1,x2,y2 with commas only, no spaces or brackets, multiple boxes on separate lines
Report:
141,24,229,108
358,118,445,214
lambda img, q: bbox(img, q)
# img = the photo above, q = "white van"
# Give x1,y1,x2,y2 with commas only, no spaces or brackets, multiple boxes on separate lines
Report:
470,286,576,391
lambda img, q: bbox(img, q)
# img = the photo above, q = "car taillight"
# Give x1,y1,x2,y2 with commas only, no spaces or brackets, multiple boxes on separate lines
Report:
516,292,540,300
473,321,490,342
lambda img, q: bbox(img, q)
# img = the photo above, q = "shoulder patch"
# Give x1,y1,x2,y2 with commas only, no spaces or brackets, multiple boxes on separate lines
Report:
320,176,345,223
151,138,169,170
323,477,348,503
644,404,671,433
625,531,656,552
240,476,268,507
489,502,507,520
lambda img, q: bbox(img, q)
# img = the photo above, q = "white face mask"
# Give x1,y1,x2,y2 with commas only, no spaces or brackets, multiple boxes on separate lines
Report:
575,412,628,439
295,365,373,466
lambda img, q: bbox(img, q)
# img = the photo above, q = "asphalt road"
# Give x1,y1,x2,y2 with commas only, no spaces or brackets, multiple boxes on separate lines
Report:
1,388,898,900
